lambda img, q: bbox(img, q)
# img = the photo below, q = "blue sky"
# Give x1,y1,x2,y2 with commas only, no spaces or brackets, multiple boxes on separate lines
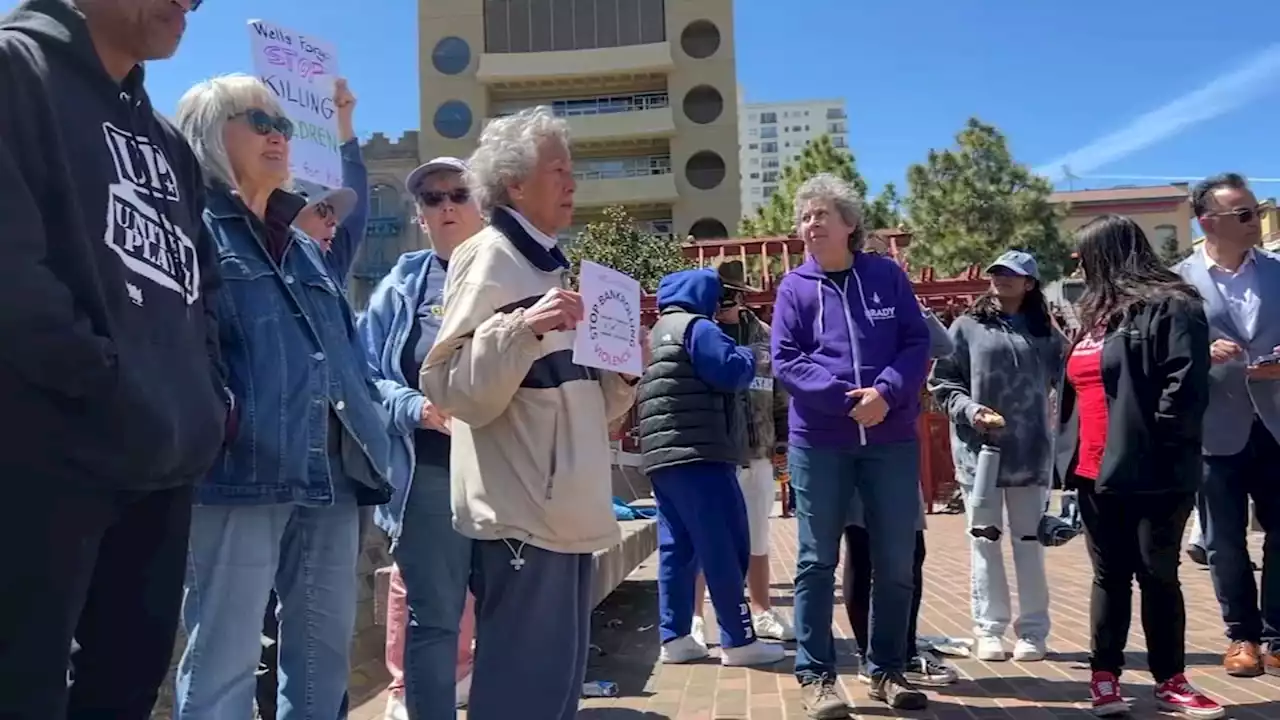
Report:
7,0,1279,196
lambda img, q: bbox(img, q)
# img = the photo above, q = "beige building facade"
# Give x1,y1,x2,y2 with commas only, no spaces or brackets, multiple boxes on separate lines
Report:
348,131,426,309
1050,184,1193,255
416,0,741,241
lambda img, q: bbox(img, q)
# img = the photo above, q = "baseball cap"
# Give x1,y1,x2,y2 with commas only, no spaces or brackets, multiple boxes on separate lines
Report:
405,156,469,196
293,179,357,224
986,250,1040,281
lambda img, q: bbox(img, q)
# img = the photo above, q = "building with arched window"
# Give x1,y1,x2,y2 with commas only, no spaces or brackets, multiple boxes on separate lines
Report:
349,131,425,310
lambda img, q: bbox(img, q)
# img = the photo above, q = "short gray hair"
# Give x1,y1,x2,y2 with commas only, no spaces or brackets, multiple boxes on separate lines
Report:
794,173,865,250
467,106,570,213
175,73,287,191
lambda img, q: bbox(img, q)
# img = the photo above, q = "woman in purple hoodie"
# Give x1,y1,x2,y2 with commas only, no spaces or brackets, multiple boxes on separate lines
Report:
771,173,932,718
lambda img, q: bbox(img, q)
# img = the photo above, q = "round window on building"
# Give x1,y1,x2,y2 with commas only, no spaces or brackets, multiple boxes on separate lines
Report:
685,151,726,190
433,101,473,140
688,218,729,240
432,36,472,75
682,85,724,125
680,20,721,59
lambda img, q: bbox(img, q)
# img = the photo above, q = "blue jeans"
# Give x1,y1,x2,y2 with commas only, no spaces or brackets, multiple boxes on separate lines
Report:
790,442,921,682
393,462,472,720
1201,419,1280,645
175,498,360,719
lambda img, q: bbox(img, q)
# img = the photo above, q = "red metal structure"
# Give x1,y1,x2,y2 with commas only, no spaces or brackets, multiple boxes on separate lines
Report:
622,232,986,510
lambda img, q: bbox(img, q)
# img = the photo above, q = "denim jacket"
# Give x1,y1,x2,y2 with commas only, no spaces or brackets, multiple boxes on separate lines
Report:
201,186,392,506
356,249,437,538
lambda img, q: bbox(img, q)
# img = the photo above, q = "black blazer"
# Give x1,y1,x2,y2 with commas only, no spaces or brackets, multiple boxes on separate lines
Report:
1056,294,1210,494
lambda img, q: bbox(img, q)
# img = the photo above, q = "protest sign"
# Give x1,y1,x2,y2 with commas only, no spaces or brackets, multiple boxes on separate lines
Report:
572,262,643,376
247,19,342,187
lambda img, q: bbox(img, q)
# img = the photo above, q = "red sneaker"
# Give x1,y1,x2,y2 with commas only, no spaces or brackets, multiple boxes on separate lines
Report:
1154,674,1225,719
1089,671,1129,717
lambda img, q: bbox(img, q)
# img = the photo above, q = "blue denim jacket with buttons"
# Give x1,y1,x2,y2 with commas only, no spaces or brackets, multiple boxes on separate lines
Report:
199,186,391,506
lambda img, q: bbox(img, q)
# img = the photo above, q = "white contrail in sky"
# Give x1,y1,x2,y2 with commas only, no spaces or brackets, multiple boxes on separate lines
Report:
1034,44,1280,181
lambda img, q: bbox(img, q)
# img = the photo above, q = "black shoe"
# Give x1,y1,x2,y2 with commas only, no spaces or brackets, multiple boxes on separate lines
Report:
1187,544,1208,566
868,671,929,710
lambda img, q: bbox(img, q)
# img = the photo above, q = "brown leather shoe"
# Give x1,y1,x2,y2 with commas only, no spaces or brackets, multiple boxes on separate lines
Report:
1225,640,1265,677
1265,645,1280,677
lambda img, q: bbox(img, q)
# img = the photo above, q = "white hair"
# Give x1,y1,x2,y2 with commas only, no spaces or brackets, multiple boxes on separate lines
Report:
466,106,570,213
175,73,287,191
794,173,866,250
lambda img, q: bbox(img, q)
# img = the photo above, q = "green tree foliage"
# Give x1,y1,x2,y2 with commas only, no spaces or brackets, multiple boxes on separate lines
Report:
565,206,692,292
740,135,873,237
905,118,1073,281
865,182,906,233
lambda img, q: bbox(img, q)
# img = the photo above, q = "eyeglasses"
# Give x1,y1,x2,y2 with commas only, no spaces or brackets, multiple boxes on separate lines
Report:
418,188,471,208
231,109,294,141
1204,206,1260,224
190,0,203,10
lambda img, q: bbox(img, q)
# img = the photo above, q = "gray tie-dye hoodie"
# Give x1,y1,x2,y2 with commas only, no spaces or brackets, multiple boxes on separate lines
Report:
928,313,1066,488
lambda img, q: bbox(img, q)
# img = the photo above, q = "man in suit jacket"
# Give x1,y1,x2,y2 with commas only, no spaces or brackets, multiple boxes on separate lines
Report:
1176,172,1280,679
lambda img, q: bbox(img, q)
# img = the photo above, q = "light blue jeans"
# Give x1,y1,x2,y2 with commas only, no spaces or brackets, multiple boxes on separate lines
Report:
393,462,472,720
960,482,1051,643
174,497,360,719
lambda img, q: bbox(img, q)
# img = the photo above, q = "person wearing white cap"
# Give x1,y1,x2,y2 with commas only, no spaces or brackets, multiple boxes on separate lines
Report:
357,155,484,720
928,249,1065,665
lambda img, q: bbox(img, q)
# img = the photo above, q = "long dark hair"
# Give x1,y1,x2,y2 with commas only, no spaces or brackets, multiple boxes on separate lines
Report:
968,278,1053,338
1074,214,1199,331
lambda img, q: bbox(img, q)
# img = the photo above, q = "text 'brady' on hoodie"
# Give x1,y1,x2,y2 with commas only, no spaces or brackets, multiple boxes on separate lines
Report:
0,0,228,488
770,252,931,449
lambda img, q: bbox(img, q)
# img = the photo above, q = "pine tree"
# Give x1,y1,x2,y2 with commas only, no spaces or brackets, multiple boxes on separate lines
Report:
739,135,875,238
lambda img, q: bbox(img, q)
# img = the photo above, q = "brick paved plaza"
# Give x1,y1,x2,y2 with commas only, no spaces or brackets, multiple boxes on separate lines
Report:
353,512,1280,719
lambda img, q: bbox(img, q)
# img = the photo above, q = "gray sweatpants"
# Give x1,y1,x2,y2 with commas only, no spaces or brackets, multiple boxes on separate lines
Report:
467,539,593,720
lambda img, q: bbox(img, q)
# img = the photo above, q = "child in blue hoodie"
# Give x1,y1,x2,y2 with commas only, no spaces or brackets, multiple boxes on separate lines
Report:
772,174,931,716
635,268,787,668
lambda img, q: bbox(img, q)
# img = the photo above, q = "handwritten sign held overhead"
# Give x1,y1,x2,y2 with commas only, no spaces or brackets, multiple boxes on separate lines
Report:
247,19,341,187
573,262,643,377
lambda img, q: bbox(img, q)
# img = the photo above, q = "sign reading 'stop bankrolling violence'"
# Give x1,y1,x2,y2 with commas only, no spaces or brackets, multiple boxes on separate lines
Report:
247,19,341,188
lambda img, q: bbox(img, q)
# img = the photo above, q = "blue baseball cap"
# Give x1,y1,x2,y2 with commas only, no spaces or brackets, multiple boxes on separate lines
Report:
986,250,1040,281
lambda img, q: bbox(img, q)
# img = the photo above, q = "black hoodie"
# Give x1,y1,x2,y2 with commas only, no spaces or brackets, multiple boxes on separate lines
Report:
0,0,228,488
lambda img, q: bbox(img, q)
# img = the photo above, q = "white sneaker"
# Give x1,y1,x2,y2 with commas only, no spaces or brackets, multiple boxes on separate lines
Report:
976,636,1008,661
1012,637,1047,662
721,639,786,667
752,608,795,641
691,615,711,647
661,634,710,664
383,694,408,720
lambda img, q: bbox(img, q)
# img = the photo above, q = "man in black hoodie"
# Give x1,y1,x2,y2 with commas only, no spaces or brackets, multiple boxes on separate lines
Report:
0,1,228,718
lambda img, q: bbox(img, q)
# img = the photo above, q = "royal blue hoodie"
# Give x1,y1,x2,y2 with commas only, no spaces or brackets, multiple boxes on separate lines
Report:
655,268,756,392
770,253,930,448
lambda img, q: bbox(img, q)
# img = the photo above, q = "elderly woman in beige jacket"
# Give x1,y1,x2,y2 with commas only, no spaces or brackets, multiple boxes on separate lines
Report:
420,106,637,720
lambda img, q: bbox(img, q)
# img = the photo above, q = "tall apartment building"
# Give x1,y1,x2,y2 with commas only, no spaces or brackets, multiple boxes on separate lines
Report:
738,98,848,217
414,0,741,241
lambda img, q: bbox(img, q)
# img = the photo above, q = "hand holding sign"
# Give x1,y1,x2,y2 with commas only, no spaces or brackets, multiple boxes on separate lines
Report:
525,288,584,335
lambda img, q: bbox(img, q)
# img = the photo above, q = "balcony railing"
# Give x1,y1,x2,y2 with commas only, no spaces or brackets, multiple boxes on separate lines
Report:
366,217,404,237
573,154,671,181
493,91,670,119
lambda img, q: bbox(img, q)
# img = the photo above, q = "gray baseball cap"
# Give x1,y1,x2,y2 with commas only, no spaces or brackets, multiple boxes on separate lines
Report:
986,250,1040,281
292,180,357,223
405,156,468,195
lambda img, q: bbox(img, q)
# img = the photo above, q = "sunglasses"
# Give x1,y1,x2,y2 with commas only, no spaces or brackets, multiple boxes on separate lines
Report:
314,202,335,221
418,188,471,208
232,108,294,141
1204,206,1260,224
189,0,203,9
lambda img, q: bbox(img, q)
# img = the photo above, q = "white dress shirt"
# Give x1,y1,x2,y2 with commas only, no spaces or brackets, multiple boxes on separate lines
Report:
505,206,559,251
1204,247,1261,341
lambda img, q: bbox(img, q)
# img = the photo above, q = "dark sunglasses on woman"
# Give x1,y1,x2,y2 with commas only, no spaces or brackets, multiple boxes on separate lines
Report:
231,108,295,141
418,188,471,208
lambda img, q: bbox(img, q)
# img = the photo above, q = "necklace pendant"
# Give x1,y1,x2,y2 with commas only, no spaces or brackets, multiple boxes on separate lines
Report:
510,557,525,570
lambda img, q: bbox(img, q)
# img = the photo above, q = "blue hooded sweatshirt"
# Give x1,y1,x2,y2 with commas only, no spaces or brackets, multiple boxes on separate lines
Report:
655,268,755,393
770,253,930,448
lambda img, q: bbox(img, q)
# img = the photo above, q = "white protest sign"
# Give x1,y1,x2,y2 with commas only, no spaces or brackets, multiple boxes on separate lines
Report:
247,19,342,188
572,261,643,376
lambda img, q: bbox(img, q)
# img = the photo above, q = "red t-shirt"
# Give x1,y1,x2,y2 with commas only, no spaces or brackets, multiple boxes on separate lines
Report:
1066,332,1108,480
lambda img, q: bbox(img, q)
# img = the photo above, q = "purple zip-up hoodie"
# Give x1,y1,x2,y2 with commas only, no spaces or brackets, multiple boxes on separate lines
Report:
770,252,931,448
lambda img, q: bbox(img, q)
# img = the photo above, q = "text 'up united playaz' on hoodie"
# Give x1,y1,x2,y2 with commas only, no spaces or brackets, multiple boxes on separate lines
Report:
0,0,228,488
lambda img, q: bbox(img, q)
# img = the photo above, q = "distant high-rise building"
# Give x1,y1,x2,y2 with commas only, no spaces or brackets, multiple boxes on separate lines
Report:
738,98,848,218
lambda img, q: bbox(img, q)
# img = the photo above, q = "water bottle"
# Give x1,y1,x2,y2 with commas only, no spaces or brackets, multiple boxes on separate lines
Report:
968,444,1004,536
